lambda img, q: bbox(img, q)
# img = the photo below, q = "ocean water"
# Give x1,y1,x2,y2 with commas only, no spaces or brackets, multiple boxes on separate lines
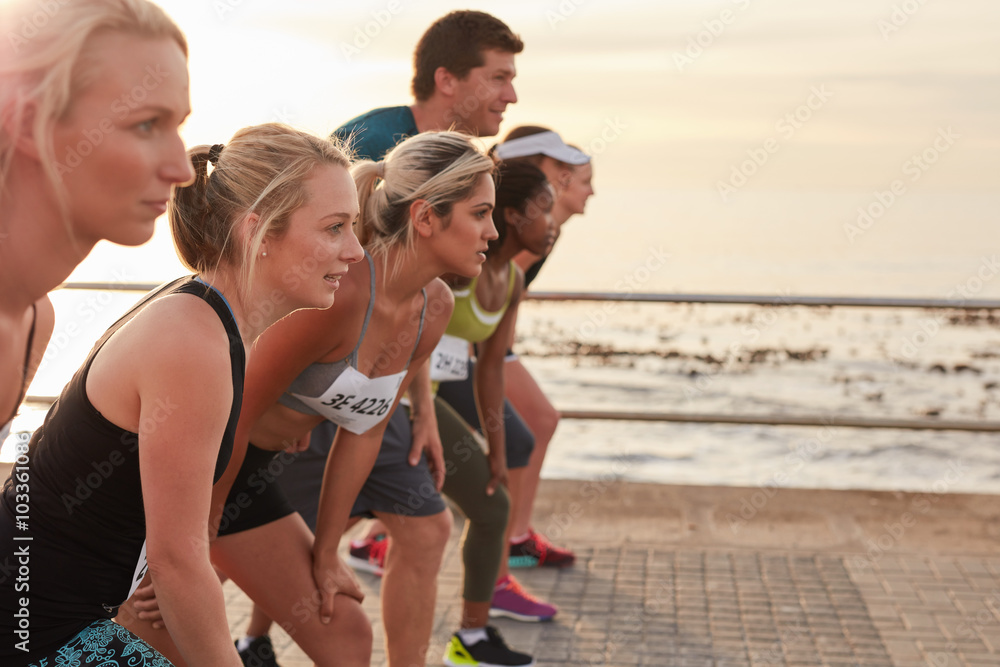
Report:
515,300,1000,494
6,191,999,494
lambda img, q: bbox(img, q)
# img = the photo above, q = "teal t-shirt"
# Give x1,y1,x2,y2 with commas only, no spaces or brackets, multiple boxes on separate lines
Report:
333,105,418,162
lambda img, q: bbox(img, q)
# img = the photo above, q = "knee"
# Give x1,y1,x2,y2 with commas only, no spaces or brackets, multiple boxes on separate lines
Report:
469,484,510,532
389,508,452,557
536,405,559,443
321,596,372,667
420,507,453,549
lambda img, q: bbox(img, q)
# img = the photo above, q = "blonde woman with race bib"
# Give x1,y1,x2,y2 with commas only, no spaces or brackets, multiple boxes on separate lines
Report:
121,131,506,667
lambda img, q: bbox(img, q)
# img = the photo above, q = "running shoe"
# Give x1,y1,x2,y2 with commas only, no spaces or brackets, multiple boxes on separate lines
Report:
508,529,575,568
236,635,282,667
443,625,535,667
347,534,388,577
489,574,557,622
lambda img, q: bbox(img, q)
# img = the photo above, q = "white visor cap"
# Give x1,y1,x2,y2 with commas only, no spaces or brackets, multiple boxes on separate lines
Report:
494,131,590,165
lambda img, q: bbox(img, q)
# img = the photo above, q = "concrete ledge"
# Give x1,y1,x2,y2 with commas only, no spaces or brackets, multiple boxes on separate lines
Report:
530,479,1000,554
2,460,995,555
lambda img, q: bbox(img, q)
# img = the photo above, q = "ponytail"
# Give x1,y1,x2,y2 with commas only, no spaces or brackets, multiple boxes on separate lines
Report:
352,131,496,271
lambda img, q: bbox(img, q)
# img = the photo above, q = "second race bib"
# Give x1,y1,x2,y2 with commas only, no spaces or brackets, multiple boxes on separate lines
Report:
429,334,470,382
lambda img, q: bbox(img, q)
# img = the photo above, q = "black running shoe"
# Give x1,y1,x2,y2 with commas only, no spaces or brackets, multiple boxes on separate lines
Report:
236,635,282,667
443,625,535,666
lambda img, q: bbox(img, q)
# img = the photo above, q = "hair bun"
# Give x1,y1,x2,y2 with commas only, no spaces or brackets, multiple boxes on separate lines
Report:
208,144,225,165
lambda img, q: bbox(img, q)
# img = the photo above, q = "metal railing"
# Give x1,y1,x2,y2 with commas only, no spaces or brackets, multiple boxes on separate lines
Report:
59,282,1000,310
28,282,1000,433
525,291,1000,310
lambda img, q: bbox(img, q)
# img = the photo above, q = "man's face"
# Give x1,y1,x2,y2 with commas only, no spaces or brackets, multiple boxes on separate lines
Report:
445,49,518,137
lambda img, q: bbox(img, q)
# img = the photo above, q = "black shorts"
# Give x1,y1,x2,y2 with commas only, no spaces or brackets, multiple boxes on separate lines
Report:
216,441,298,537
436,360,535,469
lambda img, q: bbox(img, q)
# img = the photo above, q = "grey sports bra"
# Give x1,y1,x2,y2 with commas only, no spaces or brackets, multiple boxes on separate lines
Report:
277,253,427,416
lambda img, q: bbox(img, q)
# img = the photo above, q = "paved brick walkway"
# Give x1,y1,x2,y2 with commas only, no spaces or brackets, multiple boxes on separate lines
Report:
222,482,1000,667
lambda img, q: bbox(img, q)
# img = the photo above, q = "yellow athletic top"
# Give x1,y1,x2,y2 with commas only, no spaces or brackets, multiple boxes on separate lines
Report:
444,261,517,343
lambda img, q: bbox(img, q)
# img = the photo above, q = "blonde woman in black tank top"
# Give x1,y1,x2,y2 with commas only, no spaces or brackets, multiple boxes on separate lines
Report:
0,0,194,446
1,117,362,666
0,4,194,661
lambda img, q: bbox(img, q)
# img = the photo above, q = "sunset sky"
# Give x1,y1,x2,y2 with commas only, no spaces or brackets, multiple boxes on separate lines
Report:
152,0,998,193
44,0,999,301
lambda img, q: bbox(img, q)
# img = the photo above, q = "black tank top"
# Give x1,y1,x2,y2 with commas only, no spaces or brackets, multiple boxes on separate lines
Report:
523,255,547,289
0,277,244,665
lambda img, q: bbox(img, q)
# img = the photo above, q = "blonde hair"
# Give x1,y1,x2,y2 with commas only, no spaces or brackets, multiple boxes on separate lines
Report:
169,123,351,298
352,131,495,271
0,0,187,210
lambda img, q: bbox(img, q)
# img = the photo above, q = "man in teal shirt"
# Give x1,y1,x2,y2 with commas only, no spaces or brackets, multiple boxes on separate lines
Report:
334,9,521,161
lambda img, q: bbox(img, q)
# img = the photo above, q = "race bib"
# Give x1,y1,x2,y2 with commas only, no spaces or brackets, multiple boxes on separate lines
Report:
291,365,404,435
430,334,470,382
127,540,148,600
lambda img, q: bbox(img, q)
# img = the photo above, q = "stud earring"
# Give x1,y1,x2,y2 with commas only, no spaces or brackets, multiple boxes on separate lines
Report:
262,251,267,257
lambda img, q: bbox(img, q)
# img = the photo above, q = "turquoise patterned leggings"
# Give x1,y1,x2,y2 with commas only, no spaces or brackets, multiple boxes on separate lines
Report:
27,618,173,666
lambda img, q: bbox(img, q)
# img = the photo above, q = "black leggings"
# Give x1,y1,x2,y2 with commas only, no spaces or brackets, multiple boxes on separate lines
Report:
436,360,535,469
435,397,511,603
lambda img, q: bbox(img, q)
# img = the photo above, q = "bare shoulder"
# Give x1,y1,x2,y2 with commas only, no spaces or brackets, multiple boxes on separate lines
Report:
425,277,454,311
84,289,237,430
127,292,237,377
